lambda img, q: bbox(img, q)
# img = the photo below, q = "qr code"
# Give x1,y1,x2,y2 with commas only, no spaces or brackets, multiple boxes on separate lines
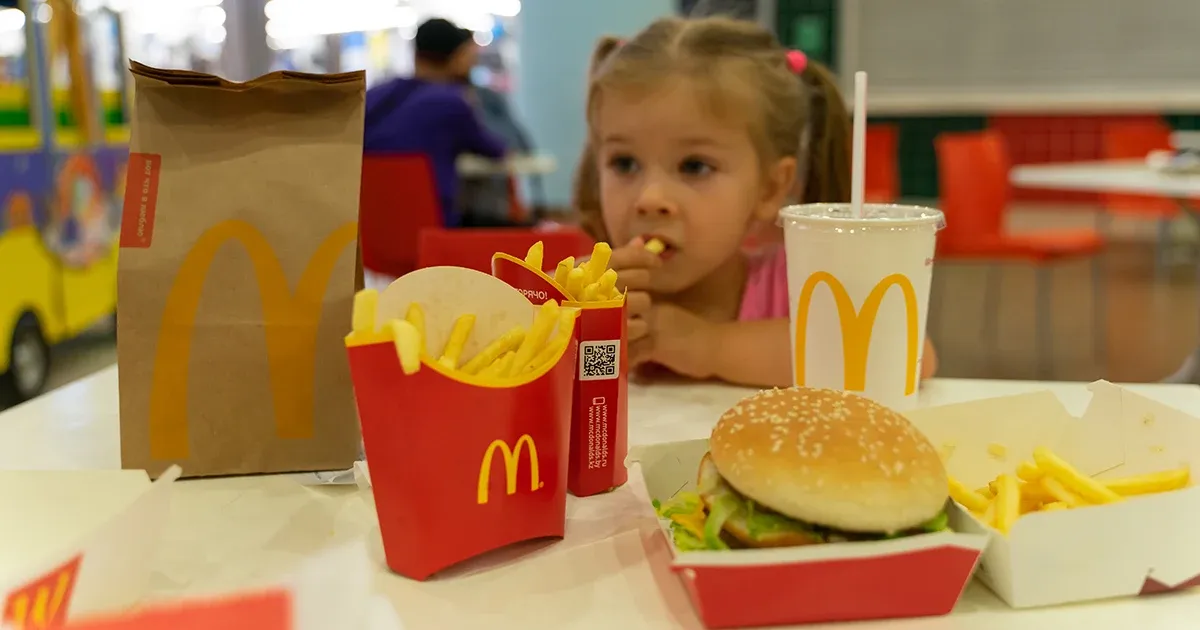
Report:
579,340,620,381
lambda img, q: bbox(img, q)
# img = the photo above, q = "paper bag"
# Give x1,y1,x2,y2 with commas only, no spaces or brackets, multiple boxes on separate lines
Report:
117,63,365,478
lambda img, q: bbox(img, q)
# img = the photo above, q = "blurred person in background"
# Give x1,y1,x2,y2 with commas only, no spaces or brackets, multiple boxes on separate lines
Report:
363,18,509,227
458,71,540,226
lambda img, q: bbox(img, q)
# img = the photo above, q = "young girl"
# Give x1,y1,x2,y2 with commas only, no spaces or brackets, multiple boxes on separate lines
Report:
573,16,938,388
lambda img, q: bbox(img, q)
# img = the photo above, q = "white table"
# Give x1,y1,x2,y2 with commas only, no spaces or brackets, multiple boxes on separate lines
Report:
5,367,1200,629
1011,160,1200,384
456,153,558,177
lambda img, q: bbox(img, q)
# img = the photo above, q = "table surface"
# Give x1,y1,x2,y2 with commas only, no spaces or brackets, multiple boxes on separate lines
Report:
456,153,557,177
5,366,1200,629
1010,159,1200,197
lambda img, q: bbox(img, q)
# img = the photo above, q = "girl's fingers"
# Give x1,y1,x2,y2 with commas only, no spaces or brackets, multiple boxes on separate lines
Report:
608,239,663,273
624,291,651,318
627,316,650,342
628,336,654,367
615,269,653,292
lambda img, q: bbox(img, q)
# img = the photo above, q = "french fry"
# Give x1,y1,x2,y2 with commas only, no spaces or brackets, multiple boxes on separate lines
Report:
583,242,612,284
405,303,425,353
352,290,378,335
607,287,622,300
1040,501,1069,512
981,499,996,527
582,282,600,302
975,485,994,500
645,238,666,255
460,326,526,375
993,474,1021,534
507,300,560,376
948,476,989,513
1016,461,1043,482
1033,447,1123,505
480,351,515,378
1104,467,1191,496
596,268,618,296
388,320,422,375
566,267,585,300
1039,476,1086,508
554,256,574,287
437,314,476,370
525,241,544,270
526,309,578,373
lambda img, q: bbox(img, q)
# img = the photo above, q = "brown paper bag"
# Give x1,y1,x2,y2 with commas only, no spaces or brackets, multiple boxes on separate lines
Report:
117,62,365,479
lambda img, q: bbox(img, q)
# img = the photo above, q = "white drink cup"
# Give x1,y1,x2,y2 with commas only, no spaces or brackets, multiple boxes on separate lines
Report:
778,203,944,411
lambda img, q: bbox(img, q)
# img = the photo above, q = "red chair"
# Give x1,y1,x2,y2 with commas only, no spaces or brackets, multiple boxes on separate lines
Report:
934,130,1107,378
359,154,442,279
1101,120,1180,276
418,226,594,275
865,125,900,203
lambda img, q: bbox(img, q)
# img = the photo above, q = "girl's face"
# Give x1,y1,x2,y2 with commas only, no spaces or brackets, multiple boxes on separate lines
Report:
595,78,795,294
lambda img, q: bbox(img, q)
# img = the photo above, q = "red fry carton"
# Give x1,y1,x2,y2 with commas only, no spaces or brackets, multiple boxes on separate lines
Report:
907,381,1200,608
492,252,628,497
628,439,986,628
0,467,179,627
346,267,578,581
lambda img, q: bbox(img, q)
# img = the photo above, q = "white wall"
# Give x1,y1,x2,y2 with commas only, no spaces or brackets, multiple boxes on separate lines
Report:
515,0,673,208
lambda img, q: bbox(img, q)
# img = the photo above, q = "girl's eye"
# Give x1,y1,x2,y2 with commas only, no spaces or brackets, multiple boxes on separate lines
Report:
606,154,639,174
680,157,714,177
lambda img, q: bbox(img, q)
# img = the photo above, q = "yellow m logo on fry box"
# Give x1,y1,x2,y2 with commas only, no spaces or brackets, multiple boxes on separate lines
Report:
794,271,920,396
149,219,358,460
477,435,543,505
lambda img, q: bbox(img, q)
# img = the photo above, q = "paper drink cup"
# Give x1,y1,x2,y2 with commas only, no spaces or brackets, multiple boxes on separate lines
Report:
778,203,944,411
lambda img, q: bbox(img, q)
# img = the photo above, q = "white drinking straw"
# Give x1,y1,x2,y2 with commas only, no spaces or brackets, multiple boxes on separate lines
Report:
850,71,868,219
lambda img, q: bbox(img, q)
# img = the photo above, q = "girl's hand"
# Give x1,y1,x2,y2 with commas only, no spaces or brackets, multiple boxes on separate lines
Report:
644,303,717,380
609,237,661,365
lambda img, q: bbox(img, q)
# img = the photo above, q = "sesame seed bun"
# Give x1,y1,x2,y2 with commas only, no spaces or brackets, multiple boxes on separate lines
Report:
708,387,948,533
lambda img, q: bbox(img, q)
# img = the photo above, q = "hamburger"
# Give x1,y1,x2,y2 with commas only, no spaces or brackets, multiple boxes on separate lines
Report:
655,387,950,550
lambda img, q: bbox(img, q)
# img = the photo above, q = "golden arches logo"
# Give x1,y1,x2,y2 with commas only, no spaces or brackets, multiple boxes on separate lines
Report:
477,435,542,505
149,219,358,460
794,271,920,396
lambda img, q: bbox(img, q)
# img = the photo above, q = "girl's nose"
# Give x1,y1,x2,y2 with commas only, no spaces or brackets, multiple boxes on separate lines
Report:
634,183,678,218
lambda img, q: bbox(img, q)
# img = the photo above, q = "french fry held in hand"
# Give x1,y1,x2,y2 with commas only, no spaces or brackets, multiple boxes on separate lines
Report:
947,445,1191,535
645,237,666,255
347,292,572,384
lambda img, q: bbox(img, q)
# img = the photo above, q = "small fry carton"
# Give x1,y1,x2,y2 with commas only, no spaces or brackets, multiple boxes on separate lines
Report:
0,467,180,627
345,267,578,581
907,380,1200,608
492,246,628,497
628,440,986,628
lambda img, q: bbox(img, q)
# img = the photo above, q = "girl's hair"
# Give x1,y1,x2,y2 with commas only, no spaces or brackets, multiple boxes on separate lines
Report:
572,17,851,242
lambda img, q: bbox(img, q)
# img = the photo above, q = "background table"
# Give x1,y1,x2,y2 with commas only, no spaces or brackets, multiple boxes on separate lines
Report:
1011,161,1200,384
456,153,558,177
4,367,1200,628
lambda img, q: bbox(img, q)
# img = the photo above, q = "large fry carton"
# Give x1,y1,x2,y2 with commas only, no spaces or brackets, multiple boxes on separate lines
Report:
0,467,179,628
907,380,1200,608
629,440,987,628
345,267,577,581
492,252,628,497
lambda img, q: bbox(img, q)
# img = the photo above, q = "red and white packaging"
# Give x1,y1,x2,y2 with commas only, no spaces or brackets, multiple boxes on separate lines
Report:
492,251,629,497
907,380,1200,607
346,267,577,581
0,467,179,628
629,439,986,628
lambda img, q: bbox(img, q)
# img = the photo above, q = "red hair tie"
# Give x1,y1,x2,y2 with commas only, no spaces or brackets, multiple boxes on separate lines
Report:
787,50,808,74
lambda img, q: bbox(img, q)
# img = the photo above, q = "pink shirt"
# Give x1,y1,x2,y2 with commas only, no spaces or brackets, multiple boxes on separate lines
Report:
738,246,790,321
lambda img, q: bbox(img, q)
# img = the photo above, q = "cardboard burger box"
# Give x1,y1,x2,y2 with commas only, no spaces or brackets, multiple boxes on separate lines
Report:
345,267,578,581
629,438,987,628
492,249,629,498
907,380,1200,608
0,467,179,627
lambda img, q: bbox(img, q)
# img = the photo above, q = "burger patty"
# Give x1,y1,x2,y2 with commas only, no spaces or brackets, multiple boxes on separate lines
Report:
696,453,945,547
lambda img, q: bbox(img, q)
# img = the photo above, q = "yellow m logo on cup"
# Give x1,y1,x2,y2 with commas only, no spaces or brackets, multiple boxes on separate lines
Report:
794,271,920,396
148,219,358,460
477,435,542,505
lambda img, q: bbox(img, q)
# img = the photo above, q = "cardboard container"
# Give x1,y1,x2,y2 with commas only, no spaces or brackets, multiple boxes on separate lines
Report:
0,467,180,627
629,439,986,628
907,380,1200,608
346,267,577,581
492,252,629,497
